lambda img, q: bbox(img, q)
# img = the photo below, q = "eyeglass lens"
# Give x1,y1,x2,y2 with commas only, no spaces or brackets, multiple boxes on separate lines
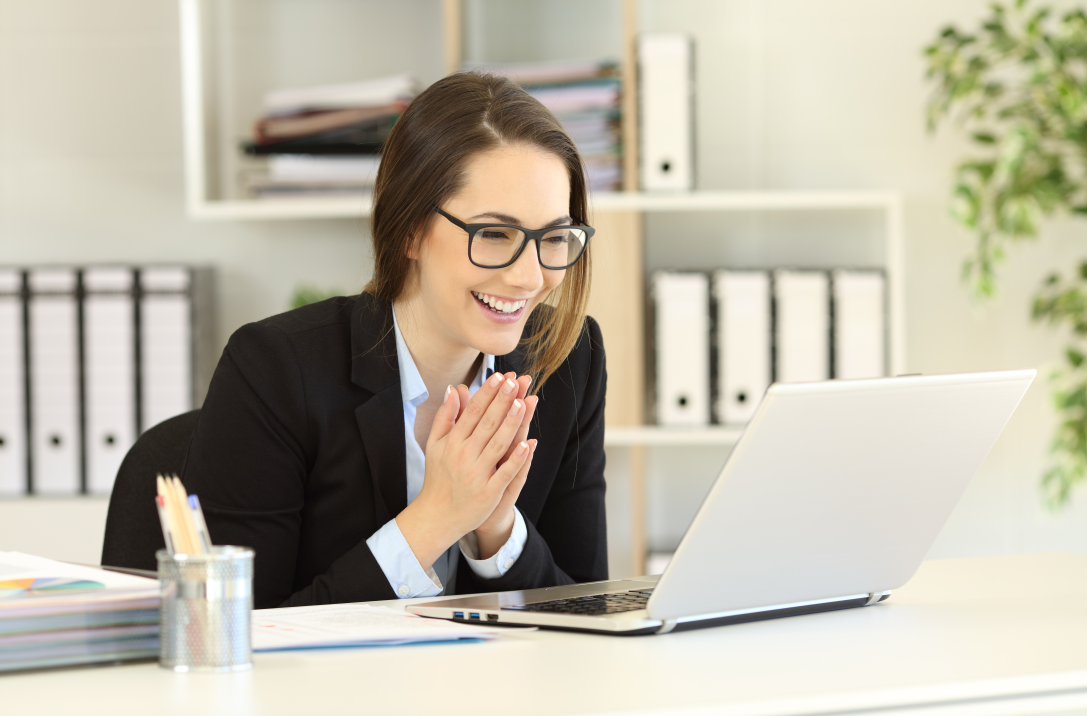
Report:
470,227,588,269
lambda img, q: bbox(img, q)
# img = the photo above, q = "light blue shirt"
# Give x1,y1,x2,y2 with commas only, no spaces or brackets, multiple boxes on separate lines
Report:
365,311,528,598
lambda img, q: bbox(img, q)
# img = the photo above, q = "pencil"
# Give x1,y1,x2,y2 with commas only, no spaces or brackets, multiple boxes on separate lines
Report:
188,494,213,553
170,476,200,554
155,475,181,554
154,494,176,554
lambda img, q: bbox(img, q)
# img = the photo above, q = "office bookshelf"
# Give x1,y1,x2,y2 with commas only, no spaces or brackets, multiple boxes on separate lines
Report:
604,426,744,447
175,0,906,575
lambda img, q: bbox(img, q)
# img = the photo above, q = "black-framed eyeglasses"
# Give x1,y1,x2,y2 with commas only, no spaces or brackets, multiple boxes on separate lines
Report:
433,206,594,270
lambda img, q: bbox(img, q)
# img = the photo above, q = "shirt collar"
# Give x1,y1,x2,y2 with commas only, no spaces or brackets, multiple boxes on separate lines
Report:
392,309,495,407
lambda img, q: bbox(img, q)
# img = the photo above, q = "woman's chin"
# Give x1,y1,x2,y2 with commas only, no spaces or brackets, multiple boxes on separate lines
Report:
466,320,524,358
474,332,521,358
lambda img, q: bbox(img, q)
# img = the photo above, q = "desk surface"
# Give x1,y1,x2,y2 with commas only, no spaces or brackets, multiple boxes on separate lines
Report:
5,553,1087,716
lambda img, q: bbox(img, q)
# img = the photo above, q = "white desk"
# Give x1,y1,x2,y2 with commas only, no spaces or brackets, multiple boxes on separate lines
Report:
5,553,1087,716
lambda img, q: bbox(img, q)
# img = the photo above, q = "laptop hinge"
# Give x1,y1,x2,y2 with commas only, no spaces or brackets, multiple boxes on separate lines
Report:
656,620,678,635
865,591,891,606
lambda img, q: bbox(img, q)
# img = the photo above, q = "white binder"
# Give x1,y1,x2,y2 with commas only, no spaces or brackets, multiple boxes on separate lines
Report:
639,33,694,191
832,270,887,379
141,267,193,432
773,270,830,384
28,269,81,495
0,270,26,495
653,271,710,425
84,268,136,494
713,271,771,424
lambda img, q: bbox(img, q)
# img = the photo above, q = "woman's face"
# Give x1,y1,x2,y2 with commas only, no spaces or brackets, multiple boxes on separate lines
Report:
412,143,571,358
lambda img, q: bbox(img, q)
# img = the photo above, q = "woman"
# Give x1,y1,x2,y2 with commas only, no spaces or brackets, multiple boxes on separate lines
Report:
182,72,608,609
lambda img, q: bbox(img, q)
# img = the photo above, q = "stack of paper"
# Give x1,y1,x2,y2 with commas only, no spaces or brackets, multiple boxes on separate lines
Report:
472,60,623,193
253,604,501,652
242,74,418,199
0,552,160,672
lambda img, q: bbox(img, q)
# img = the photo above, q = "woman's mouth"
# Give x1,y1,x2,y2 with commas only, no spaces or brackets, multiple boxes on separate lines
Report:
472,291,528,323
472,291,527,314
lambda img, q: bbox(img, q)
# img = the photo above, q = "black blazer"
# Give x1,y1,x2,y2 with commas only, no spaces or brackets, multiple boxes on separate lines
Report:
181,293,607,609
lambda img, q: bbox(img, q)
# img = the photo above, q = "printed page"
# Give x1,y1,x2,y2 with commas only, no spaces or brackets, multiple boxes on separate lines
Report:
253,603,500,651
0,551,156,589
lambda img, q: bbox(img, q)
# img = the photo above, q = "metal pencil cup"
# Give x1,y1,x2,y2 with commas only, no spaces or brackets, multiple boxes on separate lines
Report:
157,546,254,672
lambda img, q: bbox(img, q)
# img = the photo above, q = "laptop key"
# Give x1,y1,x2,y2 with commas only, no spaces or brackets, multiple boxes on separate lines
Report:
500,590,650,615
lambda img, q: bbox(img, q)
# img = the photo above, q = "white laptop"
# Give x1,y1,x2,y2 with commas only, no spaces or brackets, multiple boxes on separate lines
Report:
408,370,1035,635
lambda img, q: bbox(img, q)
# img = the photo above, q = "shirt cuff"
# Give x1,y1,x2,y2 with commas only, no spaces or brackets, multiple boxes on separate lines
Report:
459,507,528,580
366,518,443,599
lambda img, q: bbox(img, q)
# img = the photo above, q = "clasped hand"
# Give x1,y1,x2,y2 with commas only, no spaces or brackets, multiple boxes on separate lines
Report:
396,371,538,572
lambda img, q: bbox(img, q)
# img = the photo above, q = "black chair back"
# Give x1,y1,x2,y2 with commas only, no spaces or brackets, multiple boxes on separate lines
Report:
101,410,200,571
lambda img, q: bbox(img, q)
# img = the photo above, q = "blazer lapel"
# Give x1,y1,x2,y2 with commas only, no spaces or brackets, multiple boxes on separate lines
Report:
349,295,407,525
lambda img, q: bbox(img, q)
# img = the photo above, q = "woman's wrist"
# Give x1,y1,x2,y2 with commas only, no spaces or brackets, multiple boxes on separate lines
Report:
395,500,459,572
474,510,515,560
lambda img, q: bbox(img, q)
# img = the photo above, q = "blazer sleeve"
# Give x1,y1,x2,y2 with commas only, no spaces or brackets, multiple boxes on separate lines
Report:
181,321,395,609
456,316,608,594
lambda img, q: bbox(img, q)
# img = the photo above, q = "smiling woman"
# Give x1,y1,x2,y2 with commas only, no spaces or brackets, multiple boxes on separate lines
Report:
179,72,608,609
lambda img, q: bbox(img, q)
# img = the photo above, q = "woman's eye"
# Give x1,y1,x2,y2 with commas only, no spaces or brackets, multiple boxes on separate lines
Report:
543,233,571,246
479,230,512,241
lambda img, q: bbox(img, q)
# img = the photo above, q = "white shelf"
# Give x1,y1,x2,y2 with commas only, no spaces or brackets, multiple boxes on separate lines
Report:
591,190,901,213
184,190,902,221
188,196,372,221
604,425,744,446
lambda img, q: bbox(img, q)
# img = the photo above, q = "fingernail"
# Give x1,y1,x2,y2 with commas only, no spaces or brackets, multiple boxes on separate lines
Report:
509,399,522,416
517,441,528,455
444,385,452,403
502,378,516,394
490,373,503,387
525,375,532,384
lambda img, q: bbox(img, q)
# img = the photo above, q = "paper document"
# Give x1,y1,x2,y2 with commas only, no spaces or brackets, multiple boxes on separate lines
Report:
252,603,501,652
0,551,156,591
0,552,160,672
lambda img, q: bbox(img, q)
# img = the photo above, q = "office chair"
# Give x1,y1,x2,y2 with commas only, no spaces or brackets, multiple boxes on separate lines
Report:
100,409,200,572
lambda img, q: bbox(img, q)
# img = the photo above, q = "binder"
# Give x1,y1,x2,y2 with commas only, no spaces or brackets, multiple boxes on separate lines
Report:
653,271,710,425
639,33,695,191
713,271,771,424
140,267,194,432
84,268,136,494
28,269,81,495
0,270,26,495
832,270,887,379
773,270,830,384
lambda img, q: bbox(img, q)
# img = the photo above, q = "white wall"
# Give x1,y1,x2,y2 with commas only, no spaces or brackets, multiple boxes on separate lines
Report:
635,0,1087,562
2,0,1086,566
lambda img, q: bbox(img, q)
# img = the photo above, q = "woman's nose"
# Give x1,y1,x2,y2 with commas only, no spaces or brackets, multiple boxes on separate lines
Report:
502,239,545,291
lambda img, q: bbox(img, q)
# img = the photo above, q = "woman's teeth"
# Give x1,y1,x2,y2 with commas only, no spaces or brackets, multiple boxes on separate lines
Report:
472,291,527,314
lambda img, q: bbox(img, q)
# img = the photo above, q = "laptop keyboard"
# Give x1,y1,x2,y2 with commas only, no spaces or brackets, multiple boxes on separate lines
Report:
501,588,654,616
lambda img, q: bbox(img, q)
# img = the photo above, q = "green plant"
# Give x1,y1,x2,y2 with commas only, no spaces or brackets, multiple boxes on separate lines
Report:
289,284,344,310
1033,263,1087,506
925,0,1087,505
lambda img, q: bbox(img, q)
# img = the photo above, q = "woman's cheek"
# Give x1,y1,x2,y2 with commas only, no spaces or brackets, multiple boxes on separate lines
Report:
544,268,566,290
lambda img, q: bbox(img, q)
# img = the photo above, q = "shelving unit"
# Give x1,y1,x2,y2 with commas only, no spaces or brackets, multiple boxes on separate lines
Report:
604,426,744,447
175,0,907,576
177,188,900,221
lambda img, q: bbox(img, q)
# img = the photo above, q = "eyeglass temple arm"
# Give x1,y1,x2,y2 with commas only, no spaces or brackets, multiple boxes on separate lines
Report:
432,206,468,230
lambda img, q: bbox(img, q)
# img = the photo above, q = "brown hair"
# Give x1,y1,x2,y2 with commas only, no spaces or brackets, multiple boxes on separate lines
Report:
365,72,592,393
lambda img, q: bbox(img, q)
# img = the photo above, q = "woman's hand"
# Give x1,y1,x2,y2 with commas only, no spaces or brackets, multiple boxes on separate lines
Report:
395,371,534,572
456,380,538,559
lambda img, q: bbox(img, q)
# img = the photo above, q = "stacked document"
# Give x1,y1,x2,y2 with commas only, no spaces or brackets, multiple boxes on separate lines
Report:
242,74,418,199
472,60,623,193
0,552,160,672
253,603,501,651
